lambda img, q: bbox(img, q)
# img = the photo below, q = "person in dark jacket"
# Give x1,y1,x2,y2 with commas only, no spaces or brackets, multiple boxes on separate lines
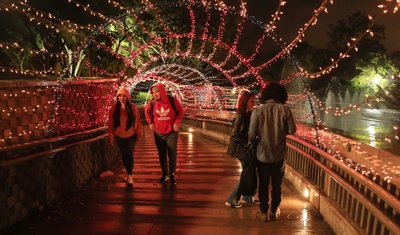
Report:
144,83,184,185
248,82,297,222
225,90,256,208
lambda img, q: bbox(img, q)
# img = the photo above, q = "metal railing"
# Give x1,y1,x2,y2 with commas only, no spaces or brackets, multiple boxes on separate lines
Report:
0,126,114,230
0,127,108,167
286,136,400,235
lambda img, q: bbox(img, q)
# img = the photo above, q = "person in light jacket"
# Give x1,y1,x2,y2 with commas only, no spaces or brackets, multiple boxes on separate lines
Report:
248,82,297,222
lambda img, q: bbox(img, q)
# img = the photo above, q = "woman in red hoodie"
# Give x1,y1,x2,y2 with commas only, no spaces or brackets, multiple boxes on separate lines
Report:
108,87,143,186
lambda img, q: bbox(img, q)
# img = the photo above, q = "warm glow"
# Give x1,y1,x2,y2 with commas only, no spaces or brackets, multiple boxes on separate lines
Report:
302,208,308,227
373,75,382,85
0,0,398,185
304,189,309,198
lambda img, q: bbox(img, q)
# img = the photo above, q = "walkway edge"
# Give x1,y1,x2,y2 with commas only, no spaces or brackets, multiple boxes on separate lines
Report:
285,165,360,235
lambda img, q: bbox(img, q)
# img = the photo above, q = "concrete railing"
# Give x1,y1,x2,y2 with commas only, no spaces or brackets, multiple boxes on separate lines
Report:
180,116,400,235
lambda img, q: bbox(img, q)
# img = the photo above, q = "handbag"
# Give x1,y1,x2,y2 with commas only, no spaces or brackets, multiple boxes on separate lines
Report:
227,137,248,159
227,138,240,157
226,116,247,159
238,145,258,196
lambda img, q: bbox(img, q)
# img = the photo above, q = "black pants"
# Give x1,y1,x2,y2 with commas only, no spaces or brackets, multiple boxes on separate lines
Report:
257,159,285,214
115,135,137,175
154,131,179,176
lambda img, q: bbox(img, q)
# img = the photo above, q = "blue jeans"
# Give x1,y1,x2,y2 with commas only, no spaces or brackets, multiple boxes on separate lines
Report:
226,160,254,203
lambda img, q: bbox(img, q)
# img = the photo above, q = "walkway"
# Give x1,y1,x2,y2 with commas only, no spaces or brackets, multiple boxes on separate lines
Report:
2,127,335,235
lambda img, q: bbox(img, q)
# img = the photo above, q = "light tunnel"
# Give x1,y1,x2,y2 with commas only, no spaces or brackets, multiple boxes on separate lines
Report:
59,0,399,150
71,0,314,110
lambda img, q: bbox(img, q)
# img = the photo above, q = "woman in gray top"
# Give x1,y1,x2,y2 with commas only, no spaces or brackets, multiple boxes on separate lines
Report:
248,82,297,222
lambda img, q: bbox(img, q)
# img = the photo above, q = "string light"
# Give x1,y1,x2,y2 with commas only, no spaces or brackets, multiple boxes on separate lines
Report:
0,0,399,184
378,0,400,13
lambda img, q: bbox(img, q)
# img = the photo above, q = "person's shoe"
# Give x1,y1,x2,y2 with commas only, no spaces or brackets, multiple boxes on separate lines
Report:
159,174,169,183
256,211,268,222
225,200,242,208
269,207,280,219
170,175,177,185
242,197,253,203
242,197,259,204
127,175,133,185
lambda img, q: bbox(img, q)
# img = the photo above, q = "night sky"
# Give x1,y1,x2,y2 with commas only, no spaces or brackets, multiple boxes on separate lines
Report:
246,0,399,53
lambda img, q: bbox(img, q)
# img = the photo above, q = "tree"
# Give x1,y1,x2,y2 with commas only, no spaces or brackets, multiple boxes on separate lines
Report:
390,50,400,69
0,0,94,77
326,12,386,83
291,42,316,72
350,52,399,108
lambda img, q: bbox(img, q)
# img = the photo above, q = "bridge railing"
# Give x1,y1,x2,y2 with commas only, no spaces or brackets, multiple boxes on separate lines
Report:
0,127,116,230
181,115,400,235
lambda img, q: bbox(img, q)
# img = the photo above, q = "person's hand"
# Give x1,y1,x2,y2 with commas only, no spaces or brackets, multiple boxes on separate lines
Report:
173,124,180,132
109,135,115,147
149,124,154,131
245,143,255,150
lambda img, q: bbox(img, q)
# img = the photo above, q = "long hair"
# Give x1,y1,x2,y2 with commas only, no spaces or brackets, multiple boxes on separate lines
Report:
259,82,288,104
236,91,255,116
113,97,134,131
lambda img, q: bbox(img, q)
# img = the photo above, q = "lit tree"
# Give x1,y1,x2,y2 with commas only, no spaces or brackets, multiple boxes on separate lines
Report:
350,52,399,109
351,52,397,93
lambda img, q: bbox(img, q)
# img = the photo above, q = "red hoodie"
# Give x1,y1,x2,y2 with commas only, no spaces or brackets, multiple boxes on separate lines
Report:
144,83,184,134
108,87,143,140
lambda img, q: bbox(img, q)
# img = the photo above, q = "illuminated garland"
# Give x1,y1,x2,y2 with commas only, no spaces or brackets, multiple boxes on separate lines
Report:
0,0,399,183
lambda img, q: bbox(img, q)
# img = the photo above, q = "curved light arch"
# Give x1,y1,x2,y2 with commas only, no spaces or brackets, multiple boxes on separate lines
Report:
79,1,291,85
133,64,212,86
1,0,397,150
69,0,390,148
72,0,317,130
126,63,229,111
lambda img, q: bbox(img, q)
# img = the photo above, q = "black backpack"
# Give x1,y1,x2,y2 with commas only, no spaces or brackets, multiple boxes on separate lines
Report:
150,95,177,123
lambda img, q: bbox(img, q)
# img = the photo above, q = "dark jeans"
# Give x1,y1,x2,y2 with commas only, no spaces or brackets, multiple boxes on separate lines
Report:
257,159,285,214
115,135,137,175
154,131,179,176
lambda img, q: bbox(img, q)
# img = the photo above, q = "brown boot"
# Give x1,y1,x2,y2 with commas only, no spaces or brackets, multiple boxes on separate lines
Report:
256,211,268,222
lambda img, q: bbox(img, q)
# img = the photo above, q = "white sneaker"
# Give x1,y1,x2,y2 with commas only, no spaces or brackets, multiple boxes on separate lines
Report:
127,175,133,185
225,200,242,208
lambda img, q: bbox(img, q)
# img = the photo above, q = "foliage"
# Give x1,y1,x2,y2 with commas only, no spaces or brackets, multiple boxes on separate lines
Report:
390,50,400,69
351,52,398,94
303,12,389,99
0,0,93,77
326,12,386,57
325,12,386,84
350,52,400,110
